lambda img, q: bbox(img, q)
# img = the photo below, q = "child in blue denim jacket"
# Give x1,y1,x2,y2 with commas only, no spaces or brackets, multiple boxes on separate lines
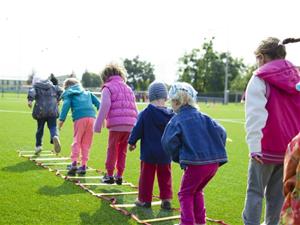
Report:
161,82,227,225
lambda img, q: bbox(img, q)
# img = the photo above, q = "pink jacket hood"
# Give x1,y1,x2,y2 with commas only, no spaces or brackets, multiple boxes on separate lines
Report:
256,59,300,95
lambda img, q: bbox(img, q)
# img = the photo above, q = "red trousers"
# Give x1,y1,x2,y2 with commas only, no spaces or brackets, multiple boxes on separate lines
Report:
138,161,173,202
105,131,130,177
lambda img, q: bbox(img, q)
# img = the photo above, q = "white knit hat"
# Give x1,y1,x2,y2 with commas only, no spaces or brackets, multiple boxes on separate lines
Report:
168,82,198,102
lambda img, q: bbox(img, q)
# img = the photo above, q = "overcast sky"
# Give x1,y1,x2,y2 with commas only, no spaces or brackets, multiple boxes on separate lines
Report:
0,0,299,83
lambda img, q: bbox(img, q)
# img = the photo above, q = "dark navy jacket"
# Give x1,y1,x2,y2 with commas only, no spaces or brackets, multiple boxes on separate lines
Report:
161,105,227,169
128,104,174,164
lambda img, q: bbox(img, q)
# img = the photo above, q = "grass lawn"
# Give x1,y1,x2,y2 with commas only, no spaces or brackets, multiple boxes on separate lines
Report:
0,93,249,225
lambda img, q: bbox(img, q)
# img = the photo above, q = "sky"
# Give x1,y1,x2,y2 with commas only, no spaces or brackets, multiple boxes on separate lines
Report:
0,0,300,84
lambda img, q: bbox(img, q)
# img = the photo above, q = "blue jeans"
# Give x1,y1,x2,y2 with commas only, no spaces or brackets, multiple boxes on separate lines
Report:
36,117,58,147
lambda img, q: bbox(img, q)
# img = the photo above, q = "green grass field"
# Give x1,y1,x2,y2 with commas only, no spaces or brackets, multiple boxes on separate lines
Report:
0,93,249,225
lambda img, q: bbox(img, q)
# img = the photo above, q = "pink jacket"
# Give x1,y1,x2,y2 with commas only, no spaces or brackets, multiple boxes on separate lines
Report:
246,59,300,163
100,76,137,129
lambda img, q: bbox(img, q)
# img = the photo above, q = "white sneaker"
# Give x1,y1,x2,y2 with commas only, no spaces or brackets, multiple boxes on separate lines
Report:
35,146,42,155
53,136,61,153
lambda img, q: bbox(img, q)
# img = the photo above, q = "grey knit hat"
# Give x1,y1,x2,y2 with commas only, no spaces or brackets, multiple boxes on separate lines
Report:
148,81,168,101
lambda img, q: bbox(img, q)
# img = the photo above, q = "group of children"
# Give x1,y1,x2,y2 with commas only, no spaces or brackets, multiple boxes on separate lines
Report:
28,63,227,225
27,36,300,225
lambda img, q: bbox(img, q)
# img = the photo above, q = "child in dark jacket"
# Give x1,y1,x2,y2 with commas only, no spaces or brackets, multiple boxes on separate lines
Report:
128,81,174,210
27,76,62,155
161,82,227,225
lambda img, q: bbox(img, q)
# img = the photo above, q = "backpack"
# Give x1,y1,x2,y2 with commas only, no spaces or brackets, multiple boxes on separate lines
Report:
32,86,59,119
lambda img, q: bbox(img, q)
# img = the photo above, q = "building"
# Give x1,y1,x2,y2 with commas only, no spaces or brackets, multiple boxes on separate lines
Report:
0,78,28,92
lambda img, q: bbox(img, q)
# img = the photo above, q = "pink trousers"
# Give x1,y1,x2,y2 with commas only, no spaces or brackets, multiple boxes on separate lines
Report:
179,163,218,225
105,131,130,177
138,161,173,203
71,117,95,166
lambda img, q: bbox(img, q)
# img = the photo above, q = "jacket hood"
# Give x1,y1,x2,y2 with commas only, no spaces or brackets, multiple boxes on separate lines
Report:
62,84,84,98
147,104,173,127
256,59,300,94
33,80,54,90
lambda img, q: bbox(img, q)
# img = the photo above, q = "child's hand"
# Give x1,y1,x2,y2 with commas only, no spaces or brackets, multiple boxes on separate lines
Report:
252,155,263,164
58,120,64,130
28,101,32,108
129,144,136,151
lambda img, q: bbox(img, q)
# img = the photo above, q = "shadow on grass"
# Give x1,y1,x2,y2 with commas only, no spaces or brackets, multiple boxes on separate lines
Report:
2,160,42,173
37,181,83,196
79,202,131,225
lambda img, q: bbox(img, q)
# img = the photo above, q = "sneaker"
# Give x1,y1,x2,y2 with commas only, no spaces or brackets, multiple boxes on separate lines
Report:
67,165,77,176
102,174,114,184
53,136,61,153
35,146,42,155
76,166,86,175
135,200,151,208
161,200,172,210
114,175,123,185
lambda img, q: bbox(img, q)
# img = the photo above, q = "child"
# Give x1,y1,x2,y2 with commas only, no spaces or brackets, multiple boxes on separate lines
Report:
27,76,62,155
58,78,100,176
161,82,227,225
242,37,300,225
94,63,138,185
128,81,174,209
280,132,300,224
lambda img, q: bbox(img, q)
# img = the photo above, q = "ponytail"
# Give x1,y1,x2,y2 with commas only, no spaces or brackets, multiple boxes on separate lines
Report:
282,38,300,45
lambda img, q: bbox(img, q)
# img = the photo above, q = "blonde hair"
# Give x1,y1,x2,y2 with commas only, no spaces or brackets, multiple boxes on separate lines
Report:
169,82,198,108
63,78,80,90
255,37,300,60
100,62,127,83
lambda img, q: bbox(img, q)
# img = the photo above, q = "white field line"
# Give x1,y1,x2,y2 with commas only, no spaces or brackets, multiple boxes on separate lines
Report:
4,108,245,125
0,109,31,114
216,118,245,124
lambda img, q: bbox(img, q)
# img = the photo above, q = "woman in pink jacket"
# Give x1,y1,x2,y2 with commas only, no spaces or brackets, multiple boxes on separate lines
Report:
242,37,300,225
94,63,138,185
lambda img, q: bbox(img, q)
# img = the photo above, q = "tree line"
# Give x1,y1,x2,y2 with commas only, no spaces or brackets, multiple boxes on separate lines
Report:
28,38,254,93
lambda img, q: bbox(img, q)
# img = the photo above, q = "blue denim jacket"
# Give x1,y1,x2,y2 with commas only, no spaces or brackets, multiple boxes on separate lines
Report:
161,105,227,169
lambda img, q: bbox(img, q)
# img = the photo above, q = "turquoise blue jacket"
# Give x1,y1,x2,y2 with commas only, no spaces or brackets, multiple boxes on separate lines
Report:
59,84,100,121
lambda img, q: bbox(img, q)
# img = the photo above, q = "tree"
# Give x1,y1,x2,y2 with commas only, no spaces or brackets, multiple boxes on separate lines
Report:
123,56,155,91
230,65,256,91
81,70,102,88
177,38,247,93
